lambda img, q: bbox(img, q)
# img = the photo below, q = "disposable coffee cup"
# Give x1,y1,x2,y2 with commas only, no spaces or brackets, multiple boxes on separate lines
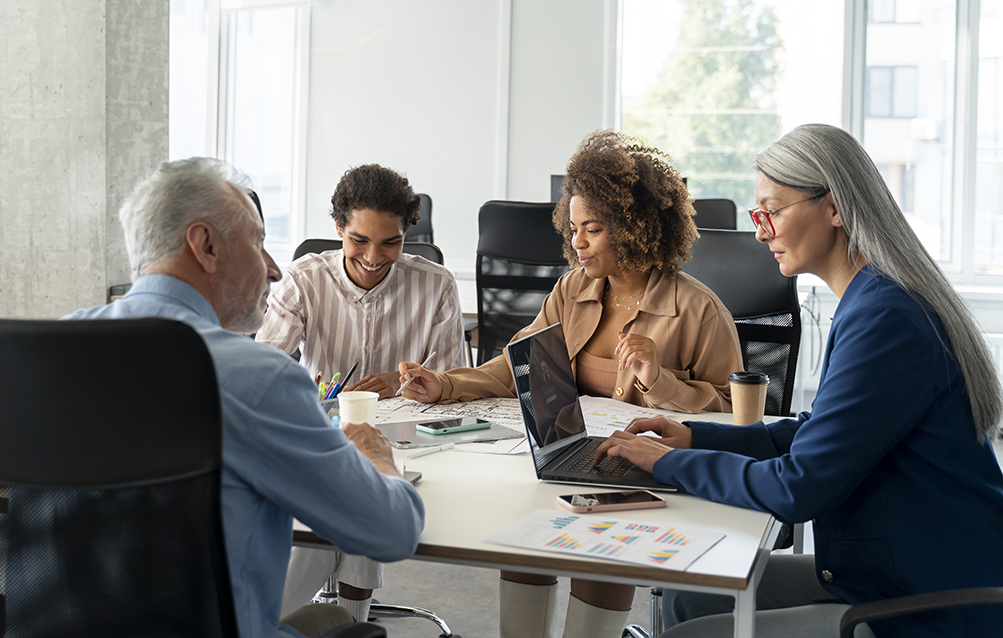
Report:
337,391,379,425
729,371,769,426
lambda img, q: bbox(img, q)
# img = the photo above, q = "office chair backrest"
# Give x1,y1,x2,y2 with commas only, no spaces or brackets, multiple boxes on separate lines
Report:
293,238,444,265
405,194,434,244
684,229,801,416
692,198,738,230
476,200,569,365
0,318,237,638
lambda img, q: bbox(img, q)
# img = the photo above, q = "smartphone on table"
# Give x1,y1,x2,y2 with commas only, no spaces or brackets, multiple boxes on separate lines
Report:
415,417,491,435
556,490,666,513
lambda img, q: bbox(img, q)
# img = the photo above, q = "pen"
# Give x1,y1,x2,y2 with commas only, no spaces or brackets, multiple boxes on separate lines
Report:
395,351,437,397
332,361,359,398
407,442,455,459
322,372,342,401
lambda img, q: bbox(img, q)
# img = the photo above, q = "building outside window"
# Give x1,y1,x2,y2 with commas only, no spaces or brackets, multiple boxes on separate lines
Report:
866,66,919,118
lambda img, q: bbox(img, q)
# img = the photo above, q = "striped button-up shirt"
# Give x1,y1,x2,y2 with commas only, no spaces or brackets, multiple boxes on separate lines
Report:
256,250,464,382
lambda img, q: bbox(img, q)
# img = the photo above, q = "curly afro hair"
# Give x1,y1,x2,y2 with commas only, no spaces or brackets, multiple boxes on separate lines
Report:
330,164,421,231
553,130,697,274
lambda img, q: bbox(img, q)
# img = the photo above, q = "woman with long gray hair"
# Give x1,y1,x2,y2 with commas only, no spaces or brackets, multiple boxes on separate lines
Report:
594,123,1003,638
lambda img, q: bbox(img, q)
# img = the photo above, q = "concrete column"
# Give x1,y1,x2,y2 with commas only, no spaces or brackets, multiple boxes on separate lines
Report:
0,0,167,319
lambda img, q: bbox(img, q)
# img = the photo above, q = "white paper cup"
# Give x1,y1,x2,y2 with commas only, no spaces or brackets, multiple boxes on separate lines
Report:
337,391,379,425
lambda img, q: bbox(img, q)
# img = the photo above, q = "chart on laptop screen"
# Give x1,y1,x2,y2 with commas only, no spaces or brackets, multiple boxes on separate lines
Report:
578,396,684,437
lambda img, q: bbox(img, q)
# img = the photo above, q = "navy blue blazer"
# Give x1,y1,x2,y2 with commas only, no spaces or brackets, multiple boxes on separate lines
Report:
653,266,1003,637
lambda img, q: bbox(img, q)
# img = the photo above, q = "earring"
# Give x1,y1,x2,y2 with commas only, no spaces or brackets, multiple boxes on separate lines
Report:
835,219,842,226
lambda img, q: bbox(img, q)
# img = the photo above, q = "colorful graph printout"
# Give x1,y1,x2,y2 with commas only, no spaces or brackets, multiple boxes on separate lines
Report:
485,509,725,571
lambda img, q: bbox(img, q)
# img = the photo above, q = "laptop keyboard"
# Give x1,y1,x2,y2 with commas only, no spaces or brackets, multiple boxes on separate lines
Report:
562,439,633,476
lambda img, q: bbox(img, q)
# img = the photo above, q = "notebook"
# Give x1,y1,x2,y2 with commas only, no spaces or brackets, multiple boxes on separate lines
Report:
506,322,677,492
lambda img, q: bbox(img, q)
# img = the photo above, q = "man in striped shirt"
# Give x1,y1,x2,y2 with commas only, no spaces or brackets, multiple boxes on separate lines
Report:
256,164,463,622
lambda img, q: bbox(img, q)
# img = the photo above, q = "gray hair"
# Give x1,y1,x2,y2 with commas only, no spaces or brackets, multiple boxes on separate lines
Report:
120,157,252,277
756,123,1002,441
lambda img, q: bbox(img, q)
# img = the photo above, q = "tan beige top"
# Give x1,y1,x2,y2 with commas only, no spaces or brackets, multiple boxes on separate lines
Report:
437,267,742,413
576,349,618,399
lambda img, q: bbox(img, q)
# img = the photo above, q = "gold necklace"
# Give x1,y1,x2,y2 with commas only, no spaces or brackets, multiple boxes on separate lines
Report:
606,282,644,310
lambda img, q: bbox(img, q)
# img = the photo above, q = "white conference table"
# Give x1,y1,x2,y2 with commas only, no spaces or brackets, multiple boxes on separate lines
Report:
294,411,780,638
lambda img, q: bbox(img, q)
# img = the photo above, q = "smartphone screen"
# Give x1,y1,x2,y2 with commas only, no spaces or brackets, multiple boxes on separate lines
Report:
415,417,491,434
559,491,663,507
556,490,666,512
418,418,481,430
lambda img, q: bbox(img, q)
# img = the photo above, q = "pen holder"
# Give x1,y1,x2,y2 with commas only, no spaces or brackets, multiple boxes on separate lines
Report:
321,397,339,419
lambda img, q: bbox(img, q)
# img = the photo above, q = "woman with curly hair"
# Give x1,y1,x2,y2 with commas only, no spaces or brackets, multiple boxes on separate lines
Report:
398,129,743,638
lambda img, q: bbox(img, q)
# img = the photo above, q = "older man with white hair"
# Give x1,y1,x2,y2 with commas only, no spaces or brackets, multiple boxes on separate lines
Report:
66,157,424,638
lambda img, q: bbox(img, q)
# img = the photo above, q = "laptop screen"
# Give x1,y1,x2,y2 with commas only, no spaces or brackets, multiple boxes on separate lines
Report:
507,323,587,461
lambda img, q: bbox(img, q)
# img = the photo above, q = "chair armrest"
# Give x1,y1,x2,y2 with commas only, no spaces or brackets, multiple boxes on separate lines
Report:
330,621,387,638
839,587,1003,638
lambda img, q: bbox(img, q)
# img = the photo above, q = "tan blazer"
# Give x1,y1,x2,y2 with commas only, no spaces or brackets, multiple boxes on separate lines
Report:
437,267,742,413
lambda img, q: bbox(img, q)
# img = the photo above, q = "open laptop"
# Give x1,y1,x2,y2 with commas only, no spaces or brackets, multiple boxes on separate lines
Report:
506,322,677,492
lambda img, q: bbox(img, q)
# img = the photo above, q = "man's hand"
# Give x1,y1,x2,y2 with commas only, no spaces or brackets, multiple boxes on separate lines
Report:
625,416,693,449
345,372,399,400
341,421,401,477
591,431,674,474
397,361,443,403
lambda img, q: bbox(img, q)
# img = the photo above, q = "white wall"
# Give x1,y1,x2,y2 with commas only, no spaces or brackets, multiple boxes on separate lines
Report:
507,0,607,202
303,0,607,274
305,0,505,275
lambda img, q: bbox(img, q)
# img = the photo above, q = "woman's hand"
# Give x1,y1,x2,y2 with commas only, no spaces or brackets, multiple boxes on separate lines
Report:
625,416,692,449
345,372,399,400
397,360,443,403
592,430,675,474
616,332,659,389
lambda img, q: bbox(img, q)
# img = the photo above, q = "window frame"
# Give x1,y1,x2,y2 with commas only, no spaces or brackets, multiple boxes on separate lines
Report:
202,0,312,263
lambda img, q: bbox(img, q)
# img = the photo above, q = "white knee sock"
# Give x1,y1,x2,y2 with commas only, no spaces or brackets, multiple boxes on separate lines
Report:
499,579,559,638
561,594,630,638
338,596,372,623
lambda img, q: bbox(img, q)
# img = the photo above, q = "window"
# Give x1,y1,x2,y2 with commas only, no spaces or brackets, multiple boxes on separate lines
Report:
169,0,311,262
863,2,952,263
866,67,918,118
869,0,923,24
877,163,917,213
619,0,844,225
618,0,1000,284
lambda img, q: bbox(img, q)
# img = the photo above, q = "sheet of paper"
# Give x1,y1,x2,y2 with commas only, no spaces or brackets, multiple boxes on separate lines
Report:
579,395,684,437
486,508,724,571
373,396,526,430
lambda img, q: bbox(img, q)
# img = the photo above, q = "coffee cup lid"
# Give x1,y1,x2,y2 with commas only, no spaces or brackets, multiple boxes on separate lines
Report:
729,371,769,385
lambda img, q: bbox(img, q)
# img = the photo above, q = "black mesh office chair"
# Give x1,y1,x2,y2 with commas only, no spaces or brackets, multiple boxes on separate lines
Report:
474,200,569,365
692,198,738,230
684,229,800,416
405,194,434,243
0,319,387,638
0,318,236,638
293,238,444,265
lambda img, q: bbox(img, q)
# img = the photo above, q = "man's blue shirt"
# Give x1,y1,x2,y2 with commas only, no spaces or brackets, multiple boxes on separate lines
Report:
66,275,424,638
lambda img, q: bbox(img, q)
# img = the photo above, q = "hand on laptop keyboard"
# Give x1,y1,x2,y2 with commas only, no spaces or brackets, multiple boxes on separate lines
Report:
592,430,676,474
